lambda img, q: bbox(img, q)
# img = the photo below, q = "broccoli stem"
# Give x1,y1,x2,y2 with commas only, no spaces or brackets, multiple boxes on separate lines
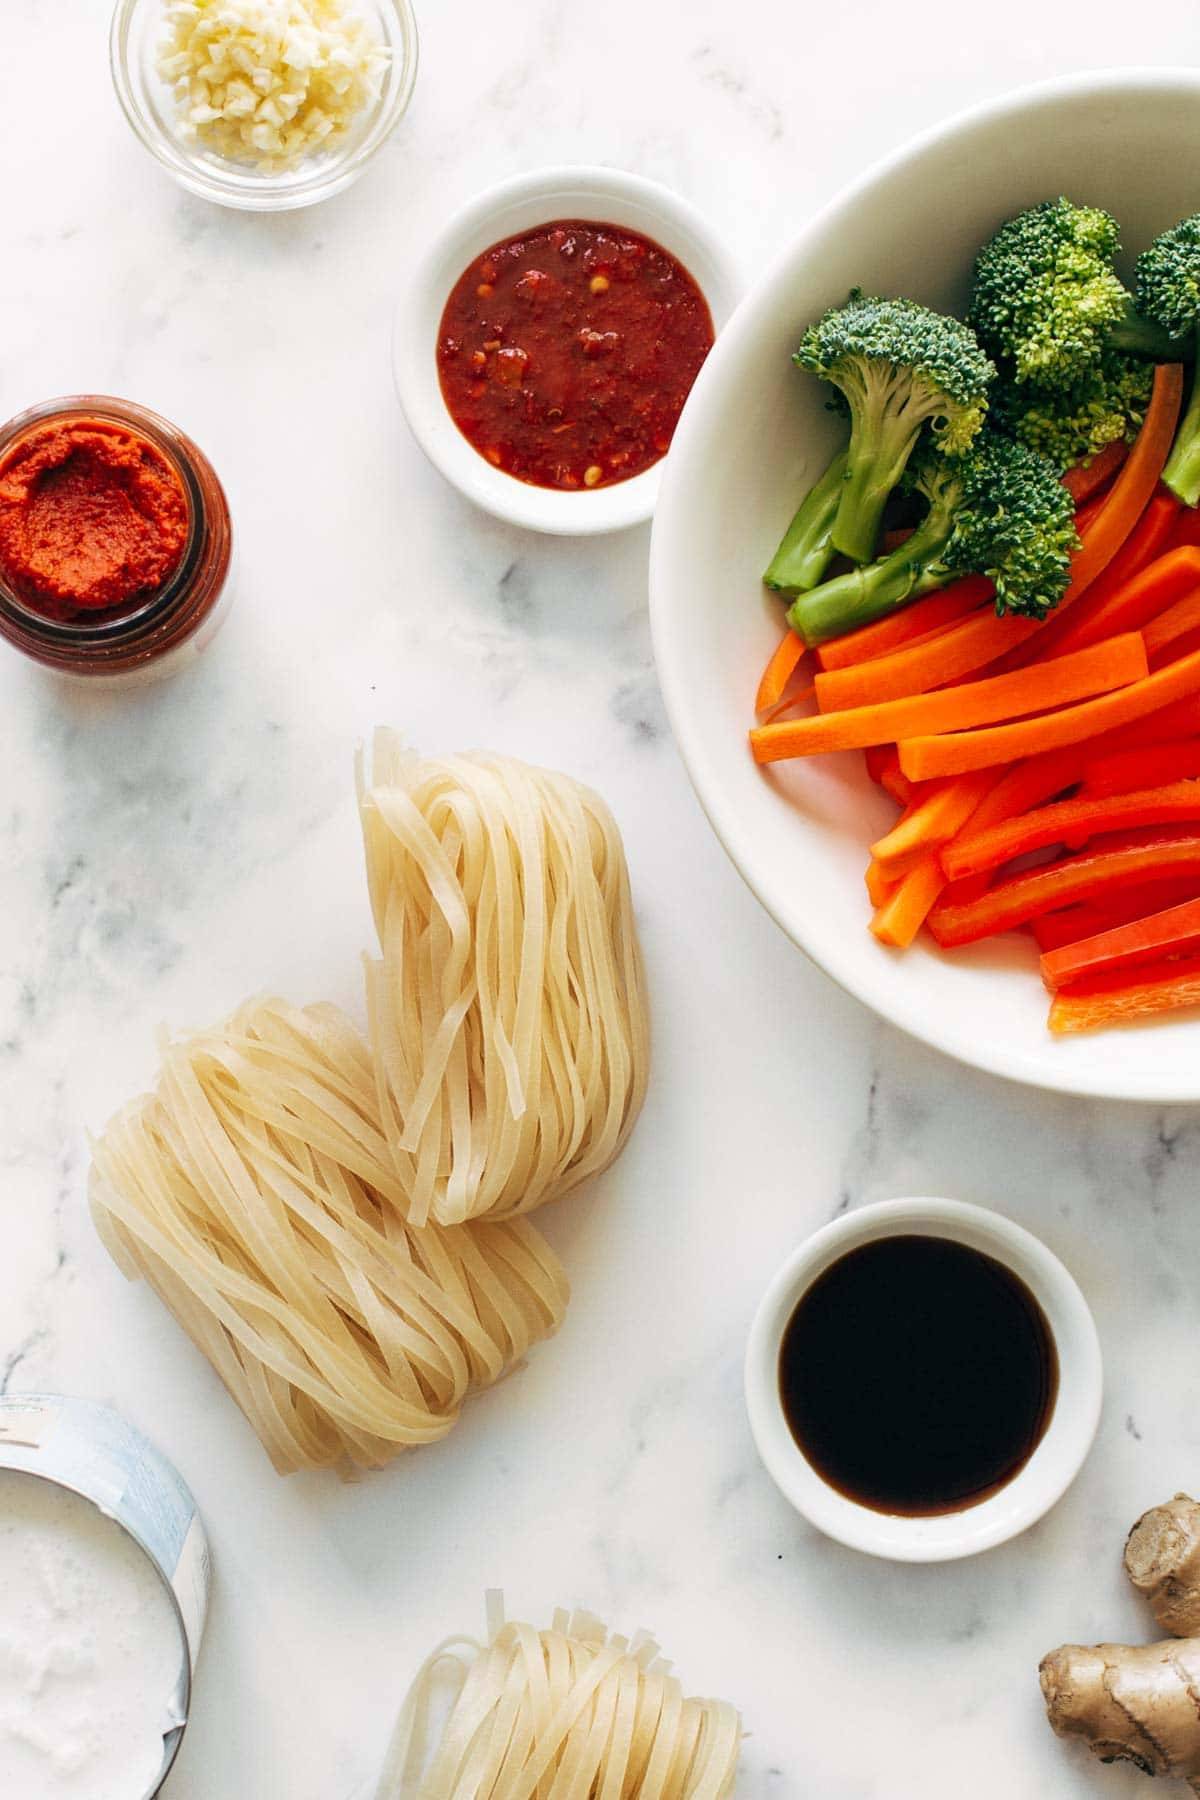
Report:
831,397,927,563
762,450,847,593
1163,324,1200,507
786,492,956,647
1108,298,1190,362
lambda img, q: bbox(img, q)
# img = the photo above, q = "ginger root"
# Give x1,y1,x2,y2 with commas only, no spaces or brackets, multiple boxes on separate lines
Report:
1126,1495,1200,1637
1042,1492,1200,1791
1041,1641,1200,1792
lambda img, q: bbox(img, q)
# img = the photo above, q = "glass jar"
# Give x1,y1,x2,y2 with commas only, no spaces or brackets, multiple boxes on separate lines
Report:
0,395,233,685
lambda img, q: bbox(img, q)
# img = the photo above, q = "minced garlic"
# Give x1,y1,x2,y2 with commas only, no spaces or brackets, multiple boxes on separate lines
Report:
158,0,391,174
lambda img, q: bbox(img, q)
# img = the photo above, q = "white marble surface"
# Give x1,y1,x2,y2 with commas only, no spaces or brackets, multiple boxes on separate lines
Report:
3,5,1200,1797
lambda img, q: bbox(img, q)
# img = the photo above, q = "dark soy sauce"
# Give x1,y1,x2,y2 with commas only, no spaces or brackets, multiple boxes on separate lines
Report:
779,1235,1058,1517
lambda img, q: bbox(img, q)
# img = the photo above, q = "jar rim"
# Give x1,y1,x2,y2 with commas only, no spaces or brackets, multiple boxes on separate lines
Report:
0,395,232,676
0,397,205,641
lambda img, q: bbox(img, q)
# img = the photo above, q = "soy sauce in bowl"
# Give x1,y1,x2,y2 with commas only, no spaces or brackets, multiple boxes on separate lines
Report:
779,1234,1058,1517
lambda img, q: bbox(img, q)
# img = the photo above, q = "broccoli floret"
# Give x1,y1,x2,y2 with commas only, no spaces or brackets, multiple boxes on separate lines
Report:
969,198,1181,391
794,291,994,564
991,352,1153,472
1135,214,1200,338
942,433,1078,616
1136,215,1200,505
763,450,846,593
786,433,1078,646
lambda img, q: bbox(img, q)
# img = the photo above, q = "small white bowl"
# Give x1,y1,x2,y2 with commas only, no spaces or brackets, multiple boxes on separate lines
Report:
110,0,419,212
392,166,740,534
745,1197,1102,1562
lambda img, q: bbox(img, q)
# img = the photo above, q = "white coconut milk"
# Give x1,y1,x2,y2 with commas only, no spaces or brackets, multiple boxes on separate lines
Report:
0,1468,184,1798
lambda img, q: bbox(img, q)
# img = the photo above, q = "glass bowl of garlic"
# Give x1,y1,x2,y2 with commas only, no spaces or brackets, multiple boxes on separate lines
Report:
111,0,418,211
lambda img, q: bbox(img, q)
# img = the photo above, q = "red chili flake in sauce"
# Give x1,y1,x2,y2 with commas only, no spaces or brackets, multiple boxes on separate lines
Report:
0,418,190,620
437,220,715,491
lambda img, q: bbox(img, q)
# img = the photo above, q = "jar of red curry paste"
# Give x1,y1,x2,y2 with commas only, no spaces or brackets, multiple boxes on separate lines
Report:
0,396,232,683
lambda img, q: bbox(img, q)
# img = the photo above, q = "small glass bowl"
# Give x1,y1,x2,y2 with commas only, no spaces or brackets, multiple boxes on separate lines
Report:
0,396,233,686
110,0,419,212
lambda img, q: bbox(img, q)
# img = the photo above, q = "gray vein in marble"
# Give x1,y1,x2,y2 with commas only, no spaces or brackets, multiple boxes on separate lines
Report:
689,44,786,143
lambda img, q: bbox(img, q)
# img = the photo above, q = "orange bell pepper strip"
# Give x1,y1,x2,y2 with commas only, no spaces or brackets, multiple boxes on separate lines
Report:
1041,894,1200,991
1054,365,1185,594
1048,954,1200,1033
1030,879,1200,952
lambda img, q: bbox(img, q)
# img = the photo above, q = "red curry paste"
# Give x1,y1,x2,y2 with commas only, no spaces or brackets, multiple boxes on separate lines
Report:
437,220,715,490
0,418,189,619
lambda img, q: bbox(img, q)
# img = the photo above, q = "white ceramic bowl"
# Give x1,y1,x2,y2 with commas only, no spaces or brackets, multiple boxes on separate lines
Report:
650,70,1200,1101
393,166,740,534
110,0,418,212
745,1197,1102,1562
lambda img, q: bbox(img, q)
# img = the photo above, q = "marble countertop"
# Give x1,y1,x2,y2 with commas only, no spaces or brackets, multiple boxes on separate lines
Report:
5,4,1200,1796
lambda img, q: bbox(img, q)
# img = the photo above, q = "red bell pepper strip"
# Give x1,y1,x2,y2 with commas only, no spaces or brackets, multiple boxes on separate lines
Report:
941,780,1200,882
928,829,1200,947
1082,738,1200,797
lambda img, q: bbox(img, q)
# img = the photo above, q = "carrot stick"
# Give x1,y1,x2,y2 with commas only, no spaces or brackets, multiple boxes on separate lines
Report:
752,635,1148,764
899,644,1200,782
941,780,1200,882
1048,955,1200,1033
755,629,806,715
870,855,946,947
927,830,1200,947
870,770,995,876
865,855,898,907
1062,440,1127,503
814,577,992,672
1041,894,1200,990
1082,739,1200,797
815,605,1044,709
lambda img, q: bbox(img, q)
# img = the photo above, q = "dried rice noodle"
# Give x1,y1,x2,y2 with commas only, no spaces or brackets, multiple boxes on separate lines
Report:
90,998,568,1474
376,1596,742,1799
358,736,650,1227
